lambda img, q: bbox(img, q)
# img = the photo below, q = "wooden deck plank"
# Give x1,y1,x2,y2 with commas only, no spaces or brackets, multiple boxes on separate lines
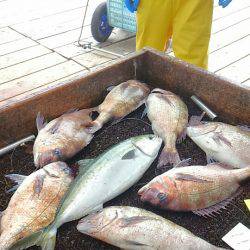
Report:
0,60,84,103
0,45,51,69
209,36,250,72
216,55,250,83
0,0,85,28
212,7,250,33
0,38,37,56
0,52,66,84
213,0,250,21
0,27,25,45
209,18,250,52
73,51,118,69
11,8,84,40
54,30,134,58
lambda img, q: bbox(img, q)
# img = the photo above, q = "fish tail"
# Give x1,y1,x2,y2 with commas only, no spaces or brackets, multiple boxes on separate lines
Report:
40,226,57,250
157,146,181,169
236,166,250,183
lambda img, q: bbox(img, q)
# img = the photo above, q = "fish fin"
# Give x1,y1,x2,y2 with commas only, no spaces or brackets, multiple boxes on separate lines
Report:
119,216,156,228
85,121,102,134
106,85,115,92
237,125,250,132
212,132,232,147
90,204,103,213
121,149,136,160
209,162,237,170
40,227,57,250
36,112,47,131
64,108,79,114
33,174,45,195
78,159,95,174
188,113,205,127
47,119,62,134
173,158,191,168
141,106,147,118
5,174,26,193
206,154,217,164
177,128,187,143
123,240,153,249
193,189,242,218
175,173,213,183
157,147,181,169
10,230,44,250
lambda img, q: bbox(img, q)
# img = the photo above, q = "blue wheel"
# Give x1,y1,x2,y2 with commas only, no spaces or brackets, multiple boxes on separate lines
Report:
91,2,113,42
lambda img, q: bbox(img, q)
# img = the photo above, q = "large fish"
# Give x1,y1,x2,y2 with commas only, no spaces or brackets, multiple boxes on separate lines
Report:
139,163,250,217
146,88,188,168
87,80,150,133
0,162,73,250
77,206,223,250
33,108,94,168
187,121,250,168
12,135,162,249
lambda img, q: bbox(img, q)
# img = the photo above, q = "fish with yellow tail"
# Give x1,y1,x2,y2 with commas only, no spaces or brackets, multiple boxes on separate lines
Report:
33,108,94,168
77,206,225,250
146,88,188,168
139,163,250,217
0,162,73,250
187,121,250,168
11,135,162,250
87,80,150,133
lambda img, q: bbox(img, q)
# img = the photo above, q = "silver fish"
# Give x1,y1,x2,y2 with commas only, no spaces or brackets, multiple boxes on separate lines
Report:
146,88,188,168
77,206,224,250
0,162,73,250
187,121,250,168
33,108,94,167
12,135,162,249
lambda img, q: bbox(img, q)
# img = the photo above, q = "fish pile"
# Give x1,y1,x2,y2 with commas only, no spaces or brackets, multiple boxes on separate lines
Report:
0,79,249,250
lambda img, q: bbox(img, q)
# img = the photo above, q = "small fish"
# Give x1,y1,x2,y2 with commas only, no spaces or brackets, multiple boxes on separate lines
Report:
87,80,150,133
146,88,188,168
33,108,94,167
77,206,224,250
13,135,162,250
0,162,73,250
187,121,250,168
139,163,250,217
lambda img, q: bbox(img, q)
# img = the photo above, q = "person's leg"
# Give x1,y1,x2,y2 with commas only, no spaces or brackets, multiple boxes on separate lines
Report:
136,0,173,51
172,0,213,69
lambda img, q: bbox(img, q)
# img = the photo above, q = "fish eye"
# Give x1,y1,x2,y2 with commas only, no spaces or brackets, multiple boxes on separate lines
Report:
54,149,61,156
157,193,167,202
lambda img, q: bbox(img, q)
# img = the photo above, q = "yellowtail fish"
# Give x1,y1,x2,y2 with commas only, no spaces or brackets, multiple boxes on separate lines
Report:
187,121,250,168
11,135,162,250
146,88,188,168
33,108,94,167
77,206,224,249
139,163,250,217
0,162,73,250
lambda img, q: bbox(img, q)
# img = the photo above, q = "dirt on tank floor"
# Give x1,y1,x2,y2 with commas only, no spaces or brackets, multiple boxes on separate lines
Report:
0,98,249,250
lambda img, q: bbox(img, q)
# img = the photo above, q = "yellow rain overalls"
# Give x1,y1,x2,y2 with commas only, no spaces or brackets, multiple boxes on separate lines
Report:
136,0,213,69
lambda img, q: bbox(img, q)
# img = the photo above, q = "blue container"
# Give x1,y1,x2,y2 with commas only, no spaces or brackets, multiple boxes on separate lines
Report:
107,0,137,33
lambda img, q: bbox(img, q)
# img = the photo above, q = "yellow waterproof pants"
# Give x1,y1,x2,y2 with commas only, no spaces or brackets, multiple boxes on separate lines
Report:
136,0,213,69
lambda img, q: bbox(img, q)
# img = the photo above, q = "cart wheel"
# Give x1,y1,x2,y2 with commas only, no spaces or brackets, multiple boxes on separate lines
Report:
91,2,113,43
